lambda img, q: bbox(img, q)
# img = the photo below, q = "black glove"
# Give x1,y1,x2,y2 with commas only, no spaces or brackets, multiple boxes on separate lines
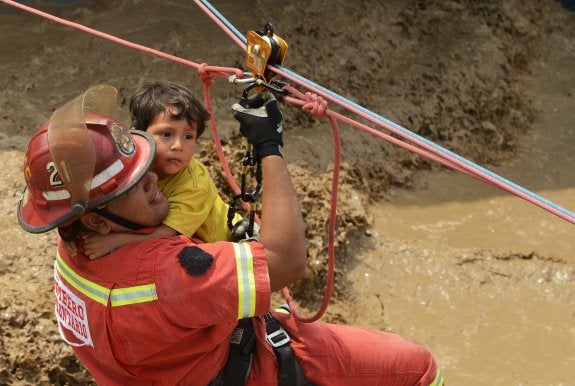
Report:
230,218,260,242
231,93,283,159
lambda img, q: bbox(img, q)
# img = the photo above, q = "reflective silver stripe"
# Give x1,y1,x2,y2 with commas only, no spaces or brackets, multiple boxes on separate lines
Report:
56,255,109,306
234,243,256,318
56,254,158,307
429,369,444,386
110,284,158,306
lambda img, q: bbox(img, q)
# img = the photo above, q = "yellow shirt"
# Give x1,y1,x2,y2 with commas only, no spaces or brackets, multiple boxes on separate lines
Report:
157,159,240,242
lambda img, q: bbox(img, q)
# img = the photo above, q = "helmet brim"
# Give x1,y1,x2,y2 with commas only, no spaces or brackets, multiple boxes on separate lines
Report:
17,131,155,234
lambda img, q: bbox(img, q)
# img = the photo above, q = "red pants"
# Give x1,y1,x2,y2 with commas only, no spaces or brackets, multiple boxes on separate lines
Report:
253,311,442,385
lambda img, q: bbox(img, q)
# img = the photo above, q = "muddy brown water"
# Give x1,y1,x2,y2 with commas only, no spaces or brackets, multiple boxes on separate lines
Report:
342,23,575,386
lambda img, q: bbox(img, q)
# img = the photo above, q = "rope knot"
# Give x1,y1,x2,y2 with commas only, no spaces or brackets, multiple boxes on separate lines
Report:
302,92,328,119
198,63,215,87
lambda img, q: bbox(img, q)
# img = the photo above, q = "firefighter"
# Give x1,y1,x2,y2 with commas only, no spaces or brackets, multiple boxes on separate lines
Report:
18,85,443,385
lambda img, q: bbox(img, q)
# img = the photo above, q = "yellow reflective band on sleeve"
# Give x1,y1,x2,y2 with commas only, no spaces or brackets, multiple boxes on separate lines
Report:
429,368,444,386
56,253,110,306
55,253,158,307
110,284,158,306
233,243,256,318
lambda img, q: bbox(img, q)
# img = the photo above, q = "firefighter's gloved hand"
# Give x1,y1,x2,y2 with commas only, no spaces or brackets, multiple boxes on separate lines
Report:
231,93,283,159
231,218,260,242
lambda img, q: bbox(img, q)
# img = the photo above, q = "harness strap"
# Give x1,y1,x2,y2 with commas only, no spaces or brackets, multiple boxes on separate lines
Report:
262,313,295,386
222,318,255,385
214,313,313,385
262,313,313,386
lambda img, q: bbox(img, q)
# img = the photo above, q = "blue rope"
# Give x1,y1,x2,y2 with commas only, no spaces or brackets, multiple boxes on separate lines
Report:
276,66,575,220
198,0,247,45
197,0,575,222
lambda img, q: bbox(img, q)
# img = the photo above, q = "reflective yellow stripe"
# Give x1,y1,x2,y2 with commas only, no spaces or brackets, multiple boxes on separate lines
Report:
55,253,158,307
234,243,256,318
56,253,110,306
429,368,444,386
110,284,158,306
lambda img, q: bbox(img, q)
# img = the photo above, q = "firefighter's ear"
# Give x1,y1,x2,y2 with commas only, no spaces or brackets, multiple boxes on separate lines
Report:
81,212,112,234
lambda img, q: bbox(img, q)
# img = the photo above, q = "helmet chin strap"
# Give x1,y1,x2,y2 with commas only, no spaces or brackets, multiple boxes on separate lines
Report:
93,207,148,230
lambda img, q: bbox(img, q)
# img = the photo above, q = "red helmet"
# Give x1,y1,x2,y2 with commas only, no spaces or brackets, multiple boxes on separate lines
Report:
17,85,155,233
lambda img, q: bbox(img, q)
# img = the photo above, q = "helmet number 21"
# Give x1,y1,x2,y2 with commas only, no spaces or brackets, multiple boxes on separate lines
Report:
47,162,64,187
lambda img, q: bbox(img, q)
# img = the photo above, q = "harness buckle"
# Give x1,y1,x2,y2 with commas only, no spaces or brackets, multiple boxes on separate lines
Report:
266,327,290,348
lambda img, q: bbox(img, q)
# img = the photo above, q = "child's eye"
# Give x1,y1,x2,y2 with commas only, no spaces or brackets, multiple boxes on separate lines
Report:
185,134,196,141
159,132,172,138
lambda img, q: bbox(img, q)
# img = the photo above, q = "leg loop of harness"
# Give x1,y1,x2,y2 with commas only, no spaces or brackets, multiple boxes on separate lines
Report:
262,313,314,386
216,318,255,386
212,313,313,385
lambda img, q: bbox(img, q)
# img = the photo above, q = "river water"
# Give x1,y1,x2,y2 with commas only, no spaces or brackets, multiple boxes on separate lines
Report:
344,16,575,386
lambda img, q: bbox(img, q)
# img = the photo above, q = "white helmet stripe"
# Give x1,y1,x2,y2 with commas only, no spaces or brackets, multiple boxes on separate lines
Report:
90,158,124,189
43,189,71,201
42,159,124,202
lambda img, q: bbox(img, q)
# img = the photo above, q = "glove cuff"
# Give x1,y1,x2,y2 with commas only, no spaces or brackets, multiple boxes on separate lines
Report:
255,142,284,159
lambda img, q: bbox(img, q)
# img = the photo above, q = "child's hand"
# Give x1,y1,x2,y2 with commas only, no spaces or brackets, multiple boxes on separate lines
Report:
83,232,117,260
62,239,78,256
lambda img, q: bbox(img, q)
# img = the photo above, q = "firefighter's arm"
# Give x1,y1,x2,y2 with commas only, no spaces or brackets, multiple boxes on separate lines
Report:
232,94,306,292
259,156,306,291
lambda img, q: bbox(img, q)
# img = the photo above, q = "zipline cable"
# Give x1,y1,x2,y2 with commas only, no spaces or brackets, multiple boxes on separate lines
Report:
0,0,334,321
0,0,250,209
194,0,575,225
3,0,574,323
3,0,571,223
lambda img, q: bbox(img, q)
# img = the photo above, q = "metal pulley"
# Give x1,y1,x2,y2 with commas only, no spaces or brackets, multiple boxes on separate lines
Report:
227,23,288,240
245,23,288,82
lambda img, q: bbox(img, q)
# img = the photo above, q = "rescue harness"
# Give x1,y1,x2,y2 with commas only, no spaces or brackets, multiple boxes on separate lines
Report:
209,310,312,386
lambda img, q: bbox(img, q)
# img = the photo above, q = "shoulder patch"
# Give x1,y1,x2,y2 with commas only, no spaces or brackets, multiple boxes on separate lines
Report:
178,246,213,276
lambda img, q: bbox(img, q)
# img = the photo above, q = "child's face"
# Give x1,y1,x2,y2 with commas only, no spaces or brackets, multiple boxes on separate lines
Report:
146,107,197,180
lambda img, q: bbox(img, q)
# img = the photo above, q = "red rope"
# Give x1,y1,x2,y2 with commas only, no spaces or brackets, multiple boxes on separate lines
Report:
278,88,339,322
9,0,571,325
198,64,240,193
0,0,249,209
0,0,500,322
198,64,255,215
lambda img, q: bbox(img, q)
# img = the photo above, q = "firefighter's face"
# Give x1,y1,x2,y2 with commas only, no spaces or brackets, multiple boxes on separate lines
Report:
105,171,169,229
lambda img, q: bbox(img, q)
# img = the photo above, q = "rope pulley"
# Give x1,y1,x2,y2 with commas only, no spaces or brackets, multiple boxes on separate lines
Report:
237,22,289,106
227,23,289,241
246,22,288,83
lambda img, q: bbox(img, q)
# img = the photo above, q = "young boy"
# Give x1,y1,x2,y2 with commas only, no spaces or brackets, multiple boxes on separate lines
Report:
77,81,242,258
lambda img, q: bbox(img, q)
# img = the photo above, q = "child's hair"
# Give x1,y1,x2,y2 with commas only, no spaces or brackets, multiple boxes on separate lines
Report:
129,81,211,137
